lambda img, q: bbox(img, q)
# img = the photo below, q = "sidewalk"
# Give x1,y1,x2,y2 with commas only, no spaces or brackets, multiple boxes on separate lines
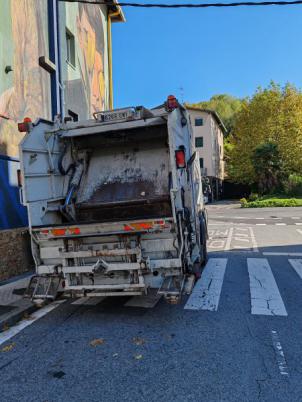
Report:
0,273,37,331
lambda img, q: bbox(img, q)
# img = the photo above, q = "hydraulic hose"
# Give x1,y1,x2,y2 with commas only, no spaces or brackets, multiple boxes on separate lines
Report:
58,142,75,176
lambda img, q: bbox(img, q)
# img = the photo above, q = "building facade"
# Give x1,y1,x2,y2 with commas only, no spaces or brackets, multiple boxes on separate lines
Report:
0,1,124,279
0,0,124,229
186,106,226,201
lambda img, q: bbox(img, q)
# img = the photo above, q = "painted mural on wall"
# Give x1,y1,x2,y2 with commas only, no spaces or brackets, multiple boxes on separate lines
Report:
0,0,51,158
64,3,108,119
77,4,106,114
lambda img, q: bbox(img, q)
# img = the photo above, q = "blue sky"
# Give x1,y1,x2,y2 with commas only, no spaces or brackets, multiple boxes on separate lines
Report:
112,1,302,108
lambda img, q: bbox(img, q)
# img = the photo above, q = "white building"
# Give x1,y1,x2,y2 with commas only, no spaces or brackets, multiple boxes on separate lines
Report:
186,106,227,200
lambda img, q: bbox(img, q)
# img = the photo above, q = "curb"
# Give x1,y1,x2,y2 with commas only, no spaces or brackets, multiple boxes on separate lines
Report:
0,300,38,332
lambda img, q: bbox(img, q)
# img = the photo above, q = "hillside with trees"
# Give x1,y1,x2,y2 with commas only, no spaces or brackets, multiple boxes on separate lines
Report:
189,94,243,132
190,84,302,196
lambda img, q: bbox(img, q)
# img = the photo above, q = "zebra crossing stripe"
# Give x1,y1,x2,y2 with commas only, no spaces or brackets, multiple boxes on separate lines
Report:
247,258,287,316
288,259,302,280
184,258,227,311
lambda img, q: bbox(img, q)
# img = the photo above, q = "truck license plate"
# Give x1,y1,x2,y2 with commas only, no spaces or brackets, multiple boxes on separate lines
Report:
100,109,134,122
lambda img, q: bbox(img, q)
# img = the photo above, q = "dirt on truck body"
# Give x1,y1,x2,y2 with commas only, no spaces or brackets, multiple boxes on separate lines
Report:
19,97,207,304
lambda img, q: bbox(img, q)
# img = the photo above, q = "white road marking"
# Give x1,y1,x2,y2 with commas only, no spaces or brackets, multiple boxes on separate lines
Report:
256,223,266,226
271,330,289,376
296,229,302,236
263,252,302,257
247,258,287,316
0,300,66,346
255,217,265,220
288,259,302,280
71,297,105,306
208,240,225,249
224,228,233,251
184,258,227,311
275,223,286,226
249,227,259,252
234,237,250,242
295,223,302,225
291,217,300,220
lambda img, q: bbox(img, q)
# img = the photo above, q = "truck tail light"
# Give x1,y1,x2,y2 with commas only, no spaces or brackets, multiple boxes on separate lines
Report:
175,149,186,168
165,95,178,112
18,117,32,132
51,228,66,236
69,227,81,235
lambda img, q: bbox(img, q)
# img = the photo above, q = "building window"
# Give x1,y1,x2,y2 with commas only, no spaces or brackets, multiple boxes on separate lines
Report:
199,158,204,169
195,137,203,148
195,118,203,126
66,28,75,67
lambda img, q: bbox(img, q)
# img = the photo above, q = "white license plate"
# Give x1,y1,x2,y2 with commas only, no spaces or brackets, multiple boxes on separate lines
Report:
101,109,133,122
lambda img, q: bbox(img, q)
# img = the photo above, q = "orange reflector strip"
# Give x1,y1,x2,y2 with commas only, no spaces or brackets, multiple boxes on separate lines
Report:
51,228,66,236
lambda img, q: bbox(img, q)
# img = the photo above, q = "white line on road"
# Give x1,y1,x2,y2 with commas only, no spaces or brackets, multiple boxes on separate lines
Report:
0,300,66,346
288,259,302,280
263,252,302,257
224,228,233,251
271,330,289,376
296,229,302,236
275,223,286,226
256,223,266,226
295,223,302,225
255,217,265,220
291,217,301,219
247,259,287,316
249,227,259,252
184,258,227,311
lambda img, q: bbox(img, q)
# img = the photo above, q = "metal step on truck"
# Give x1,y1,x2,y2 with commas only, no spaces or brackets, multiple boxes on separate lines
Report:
18,96,208,304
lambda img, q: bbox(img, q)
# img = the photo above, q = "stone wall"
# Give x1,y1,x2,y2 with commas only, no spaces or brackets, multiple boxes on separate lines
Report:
0,228,34,281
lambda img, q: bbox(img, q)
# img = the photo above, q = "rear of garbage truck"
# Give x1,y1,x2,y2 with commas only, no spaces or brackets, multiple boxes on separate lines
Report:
19,97,207,303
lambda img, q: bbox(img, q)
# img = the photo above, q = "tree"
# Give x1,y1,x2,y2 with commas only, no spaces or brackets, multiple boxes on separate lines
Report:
189,94,243,132
228,82,302,186
252,142,282,194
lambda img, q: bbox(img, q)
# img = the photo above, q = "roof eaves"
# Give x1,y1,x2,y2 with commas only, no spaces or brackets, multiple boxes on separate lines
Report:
107,0,126,22
185,105,228,135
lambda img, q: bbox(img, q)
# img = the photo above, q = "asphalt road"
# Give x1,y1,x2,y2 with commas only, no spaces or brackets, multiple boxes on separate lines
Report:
1,203,302,402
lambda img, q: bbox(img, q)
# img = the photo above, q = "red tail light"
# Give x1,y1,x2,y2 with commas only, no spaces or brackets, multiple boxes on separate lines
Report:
18,117,32,132
166,95,178,112
69,227,81,235
175,149,186,168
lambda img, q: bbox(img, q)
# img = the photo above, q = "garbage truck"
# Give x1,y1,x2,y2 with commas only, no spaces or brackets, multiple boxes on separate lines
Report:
18,96,208,304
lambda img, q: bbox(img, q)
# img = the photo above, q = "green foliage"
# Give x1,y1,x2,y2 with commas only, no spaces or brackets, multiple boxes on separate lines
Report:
241,197,302,208
240,197,248,206
283,174,302,196
252,142,282,194
189,94,243,132
229,82,302,186
248,193,259,201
